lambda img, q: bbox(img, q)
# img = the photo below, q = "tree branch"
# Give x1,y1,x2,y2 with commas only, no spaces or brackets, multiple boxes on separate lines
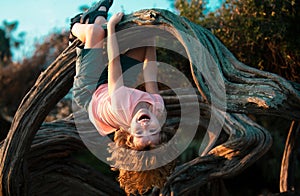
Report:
0,9,299,195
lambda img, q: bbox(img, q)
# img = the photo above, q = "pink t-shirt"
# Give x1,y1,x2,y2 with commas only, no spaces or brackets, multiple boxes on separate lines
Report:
88,83,165,136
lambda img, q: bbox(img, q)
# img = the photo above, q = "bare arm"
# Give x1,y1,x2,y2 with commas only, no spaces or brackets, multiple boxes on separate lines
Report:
107,13,124,96
143,46,159,94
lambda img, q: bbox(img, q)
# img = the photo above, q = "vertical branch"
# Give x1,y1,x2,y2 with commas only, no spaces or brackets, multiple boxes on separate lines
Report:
280,121,300,193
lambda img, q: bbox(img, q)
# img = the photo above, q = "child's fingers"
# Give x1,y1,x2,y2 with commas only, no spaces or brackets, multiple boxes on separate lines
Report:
108,12,124,26
116,12,124,20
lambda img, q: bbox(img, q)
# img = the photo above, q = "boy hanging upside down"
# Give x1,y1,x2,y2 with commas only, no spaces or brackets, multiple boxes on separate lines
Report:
70,0,175,194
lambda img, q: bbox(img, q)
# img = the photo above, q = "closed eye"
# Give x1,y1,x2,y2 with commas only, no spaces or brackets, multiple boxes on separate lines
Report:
135,130,143,135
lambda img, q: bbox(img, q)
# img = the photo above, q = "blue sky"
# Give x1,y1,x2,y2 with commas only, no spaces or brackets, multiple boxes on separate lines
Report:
0,0,221,61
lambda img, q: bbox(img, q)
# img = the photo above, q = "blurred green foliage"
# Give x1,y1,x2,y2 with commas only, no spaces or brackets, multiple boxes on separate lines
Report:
0,1,299,194
175,0,300,83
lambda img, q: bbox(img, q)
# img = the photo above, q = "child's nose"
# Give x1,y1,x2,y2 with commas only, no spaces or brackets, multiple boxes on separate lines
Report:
140,136,151,145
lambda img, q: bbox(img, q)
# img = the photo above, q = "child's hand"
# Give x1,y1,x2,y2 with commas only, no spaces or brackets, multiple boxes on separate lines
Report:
108,12,124,27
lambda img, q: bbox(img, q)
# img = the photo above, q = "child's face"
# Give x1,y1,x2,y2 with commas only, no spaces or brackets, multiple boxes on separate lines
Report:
130,108,161,150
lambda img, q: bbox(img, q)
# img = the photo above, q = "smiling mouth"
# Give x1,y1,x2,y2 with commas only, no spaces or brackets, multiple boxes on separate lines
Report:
138,114,150,122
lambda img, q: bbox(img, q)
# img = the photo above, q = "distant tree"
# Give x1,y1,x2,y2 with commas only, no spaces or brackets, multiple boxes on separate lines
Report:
0,21,25,67
79,4,89,12
174,0,300,83
203,0,300,82
0,29,11,66
174,0,207,23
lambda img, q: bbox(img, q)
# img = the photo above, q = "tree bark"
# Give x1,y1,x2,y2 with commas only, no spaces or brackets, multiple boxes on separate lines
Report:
28,116,125,196
0,9,299,195
280,121,300,193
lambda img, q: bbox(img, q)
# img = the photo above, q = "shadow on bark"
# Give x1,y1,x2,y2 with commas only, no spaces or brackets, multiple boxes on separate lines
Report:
0,9,299,196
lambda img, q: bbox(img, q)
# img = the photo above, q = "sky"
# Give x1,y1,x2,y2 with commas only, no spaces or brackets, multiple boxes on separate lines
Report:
0,0,221,61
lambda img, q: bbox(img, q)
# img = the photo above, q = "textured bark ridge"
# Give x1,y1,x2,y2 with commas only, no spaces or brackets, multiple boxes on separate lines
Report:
0,9,299,195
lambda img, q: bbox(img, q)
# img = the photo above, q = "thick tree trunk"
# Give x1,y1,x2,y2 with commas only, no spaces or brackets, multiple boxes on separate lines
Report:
0,9,299,195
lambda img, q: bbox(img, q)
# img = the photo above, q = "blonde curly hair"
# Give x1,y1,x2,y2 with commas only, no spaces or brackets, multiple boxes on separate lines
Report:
108,128,176,195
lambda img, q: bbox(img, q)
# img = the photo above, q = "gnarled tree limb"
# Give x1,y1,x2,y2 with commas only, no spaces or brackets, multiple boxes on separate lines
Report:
0,9,299,195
